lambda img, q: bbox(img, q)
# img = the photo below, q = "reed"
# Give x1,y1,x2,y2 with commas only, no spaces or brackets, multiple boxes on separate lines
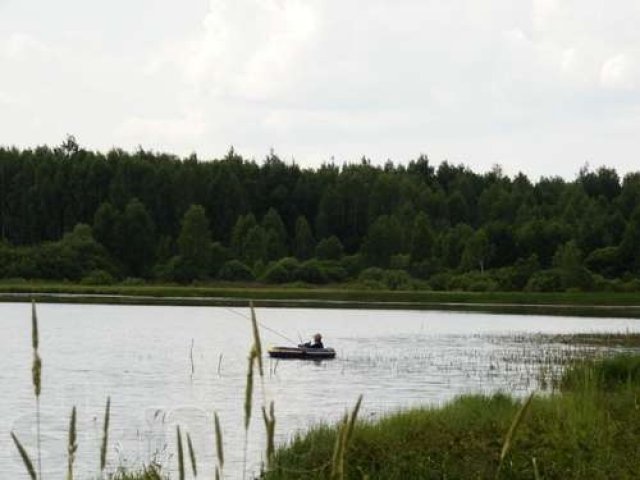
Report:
100,396,111,472
10,432,37,480
31,300,43,480
250,301,264,378
186,432,197,478
67,406,77,480
262,401,276,469
213,412,224,478
496,392,534,478
190,339,195,376
176,425,185,480
242,346,257,479
330,396,363,480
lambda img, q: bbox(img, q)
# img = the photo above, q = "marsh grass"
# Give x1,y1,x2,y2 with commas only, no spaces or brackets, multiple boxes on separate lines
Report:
186,432,197,478
67,406,77,480
101,396,111,473
264,356,640,479
213,412,224,479
31,300,43,479
11,432,37,480
176,426,185,480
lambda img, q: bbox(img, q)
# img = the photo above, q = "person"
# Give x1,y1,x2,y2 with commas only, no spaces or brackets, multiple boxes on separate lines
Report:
300,333,324,349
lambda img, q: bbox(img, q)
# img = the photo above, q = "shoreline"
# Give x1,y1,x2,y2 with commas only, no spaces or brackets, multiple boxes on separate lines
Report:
1,285,640,317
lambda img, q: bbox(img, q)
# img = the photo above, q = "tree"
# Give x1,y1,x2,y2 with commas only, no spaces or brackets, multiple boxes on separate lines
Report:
293,216,315,260
115,198,156,277
460,229,492,272
177,204,212,279
553,240,592,290
243,225,267,265
315,236,344,260
93,202,120,254
619,205,640,273
362,215,404,267
231,214,257,257
262,208,288,260
410,212,434,263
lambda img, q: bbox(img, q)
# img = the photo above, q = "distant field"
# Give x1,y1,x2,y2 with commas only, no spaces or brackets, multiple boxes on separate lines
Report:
1,281,640,317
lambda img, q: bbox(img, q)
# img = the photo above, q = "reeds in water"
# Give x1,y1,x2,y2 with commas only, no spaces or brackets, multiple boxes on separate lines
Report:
213,412,224,479
176,425,185,480
67,406,77,480
11,432,37,480
262,401,276,469
31,300,43,480
186,431,198,478
100,396,111,473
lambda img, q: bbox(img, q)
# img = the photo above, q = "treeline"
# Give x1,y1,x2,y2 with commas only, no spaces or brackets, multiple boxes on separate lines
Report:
1,137,639,292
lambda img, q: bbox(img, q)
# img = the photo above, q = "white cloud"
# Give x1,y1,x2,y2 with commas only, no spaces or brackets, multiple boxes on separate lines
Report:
115,114,207,144
1,0,640,178
2,32,53,60
601,53,639,90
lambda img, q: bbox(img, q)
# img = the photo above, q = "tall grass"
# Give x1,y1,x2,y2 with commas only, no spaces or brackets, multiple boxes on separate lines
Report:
213,412,224,479
31,300,43,479
101,396,111,473
67,406,77,480
176,426,185,480
11,432,37,480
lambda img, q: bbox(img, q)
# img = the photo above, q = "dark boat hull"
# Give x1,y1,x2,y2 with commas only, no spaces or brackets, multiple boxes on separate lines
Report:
268,346,336,360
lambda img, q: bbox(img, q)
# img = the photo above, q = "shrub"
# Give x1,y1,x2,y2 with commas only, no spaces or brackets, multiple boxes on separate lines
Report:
262,258,300,283
80,269,115,285
218,260,255,281
525,269,563,292
296,260,329,284
315,236,344,260
340,254,365,278
428,272,453,291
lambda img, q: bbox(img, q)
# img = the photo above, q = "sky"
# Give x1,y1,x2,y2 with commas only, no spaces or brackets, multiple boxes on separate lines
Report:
1,0,639,179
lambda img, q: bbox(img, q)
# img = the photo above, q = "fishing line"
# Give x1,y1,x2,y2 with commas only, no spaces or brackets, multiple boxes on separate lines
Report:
222,305,298,345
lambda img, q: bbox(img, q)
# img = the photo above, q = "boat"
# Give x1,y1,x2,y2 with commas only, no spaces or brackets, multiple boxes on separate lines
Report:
268,345,336,360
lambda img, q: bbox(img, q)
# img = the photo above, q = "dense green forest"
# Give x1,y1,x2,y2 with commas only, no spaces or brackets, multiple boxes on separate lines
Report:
1,137,639,292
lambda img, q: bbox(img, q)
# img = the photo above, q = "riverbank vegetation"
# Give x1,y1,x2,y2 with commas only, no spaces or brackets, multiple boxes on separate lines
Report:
264,354,640,479
1,138,640,293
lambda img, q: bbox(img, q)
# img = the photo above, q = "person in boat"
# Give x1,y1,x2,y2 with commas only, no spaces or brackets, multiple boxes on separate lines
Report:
300,333,324,349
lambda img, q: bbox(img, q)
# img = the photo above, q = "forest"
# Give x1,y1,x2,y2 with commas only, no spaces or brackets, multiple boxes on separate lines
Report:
0,136,639,292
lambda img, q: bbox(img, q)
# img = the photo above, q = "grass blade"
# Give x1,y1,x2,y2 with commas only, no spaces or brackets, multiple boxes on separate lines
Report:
11,432,37,480
100,396,111,472
250,301,263,378
186,432,198,477
496,393,534,477
31,299,42,480
262,401,276,469
67,406,77,480
214,412,224,472
176,425,185,480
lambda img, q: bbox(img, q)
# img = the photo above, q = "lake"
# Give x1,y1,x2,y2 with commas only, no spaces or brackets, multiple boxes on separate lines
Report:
2,302,640,479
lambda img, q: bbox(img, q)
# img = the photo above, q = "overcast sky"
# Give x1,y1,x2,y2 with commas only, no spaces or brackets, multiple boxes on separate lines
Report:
1,0,639,179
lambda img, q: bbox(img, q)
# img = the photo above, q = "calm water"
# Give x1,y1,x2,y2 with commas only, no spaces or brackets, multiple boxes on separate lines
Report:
2,302,640,479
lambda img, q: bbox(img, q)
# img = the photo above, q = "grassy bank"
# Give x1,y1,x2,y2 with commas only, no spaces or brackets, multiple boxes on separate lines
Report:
1,280,640,317
264,354,640,479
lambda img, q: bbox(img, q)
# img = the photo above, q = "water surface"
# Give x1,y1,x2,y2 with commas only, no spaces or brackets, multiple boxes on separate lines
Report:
2,303,639,478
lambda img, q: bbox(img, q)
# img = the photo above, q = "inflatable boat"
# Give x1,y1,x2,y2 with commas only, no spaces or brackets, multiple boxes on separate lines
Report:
268,346,336,360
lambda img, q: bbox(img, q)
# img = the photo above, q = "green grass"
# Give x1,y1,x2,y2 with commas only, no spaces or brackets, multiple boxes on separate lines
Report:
264,355,640,479
1,280,640,317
